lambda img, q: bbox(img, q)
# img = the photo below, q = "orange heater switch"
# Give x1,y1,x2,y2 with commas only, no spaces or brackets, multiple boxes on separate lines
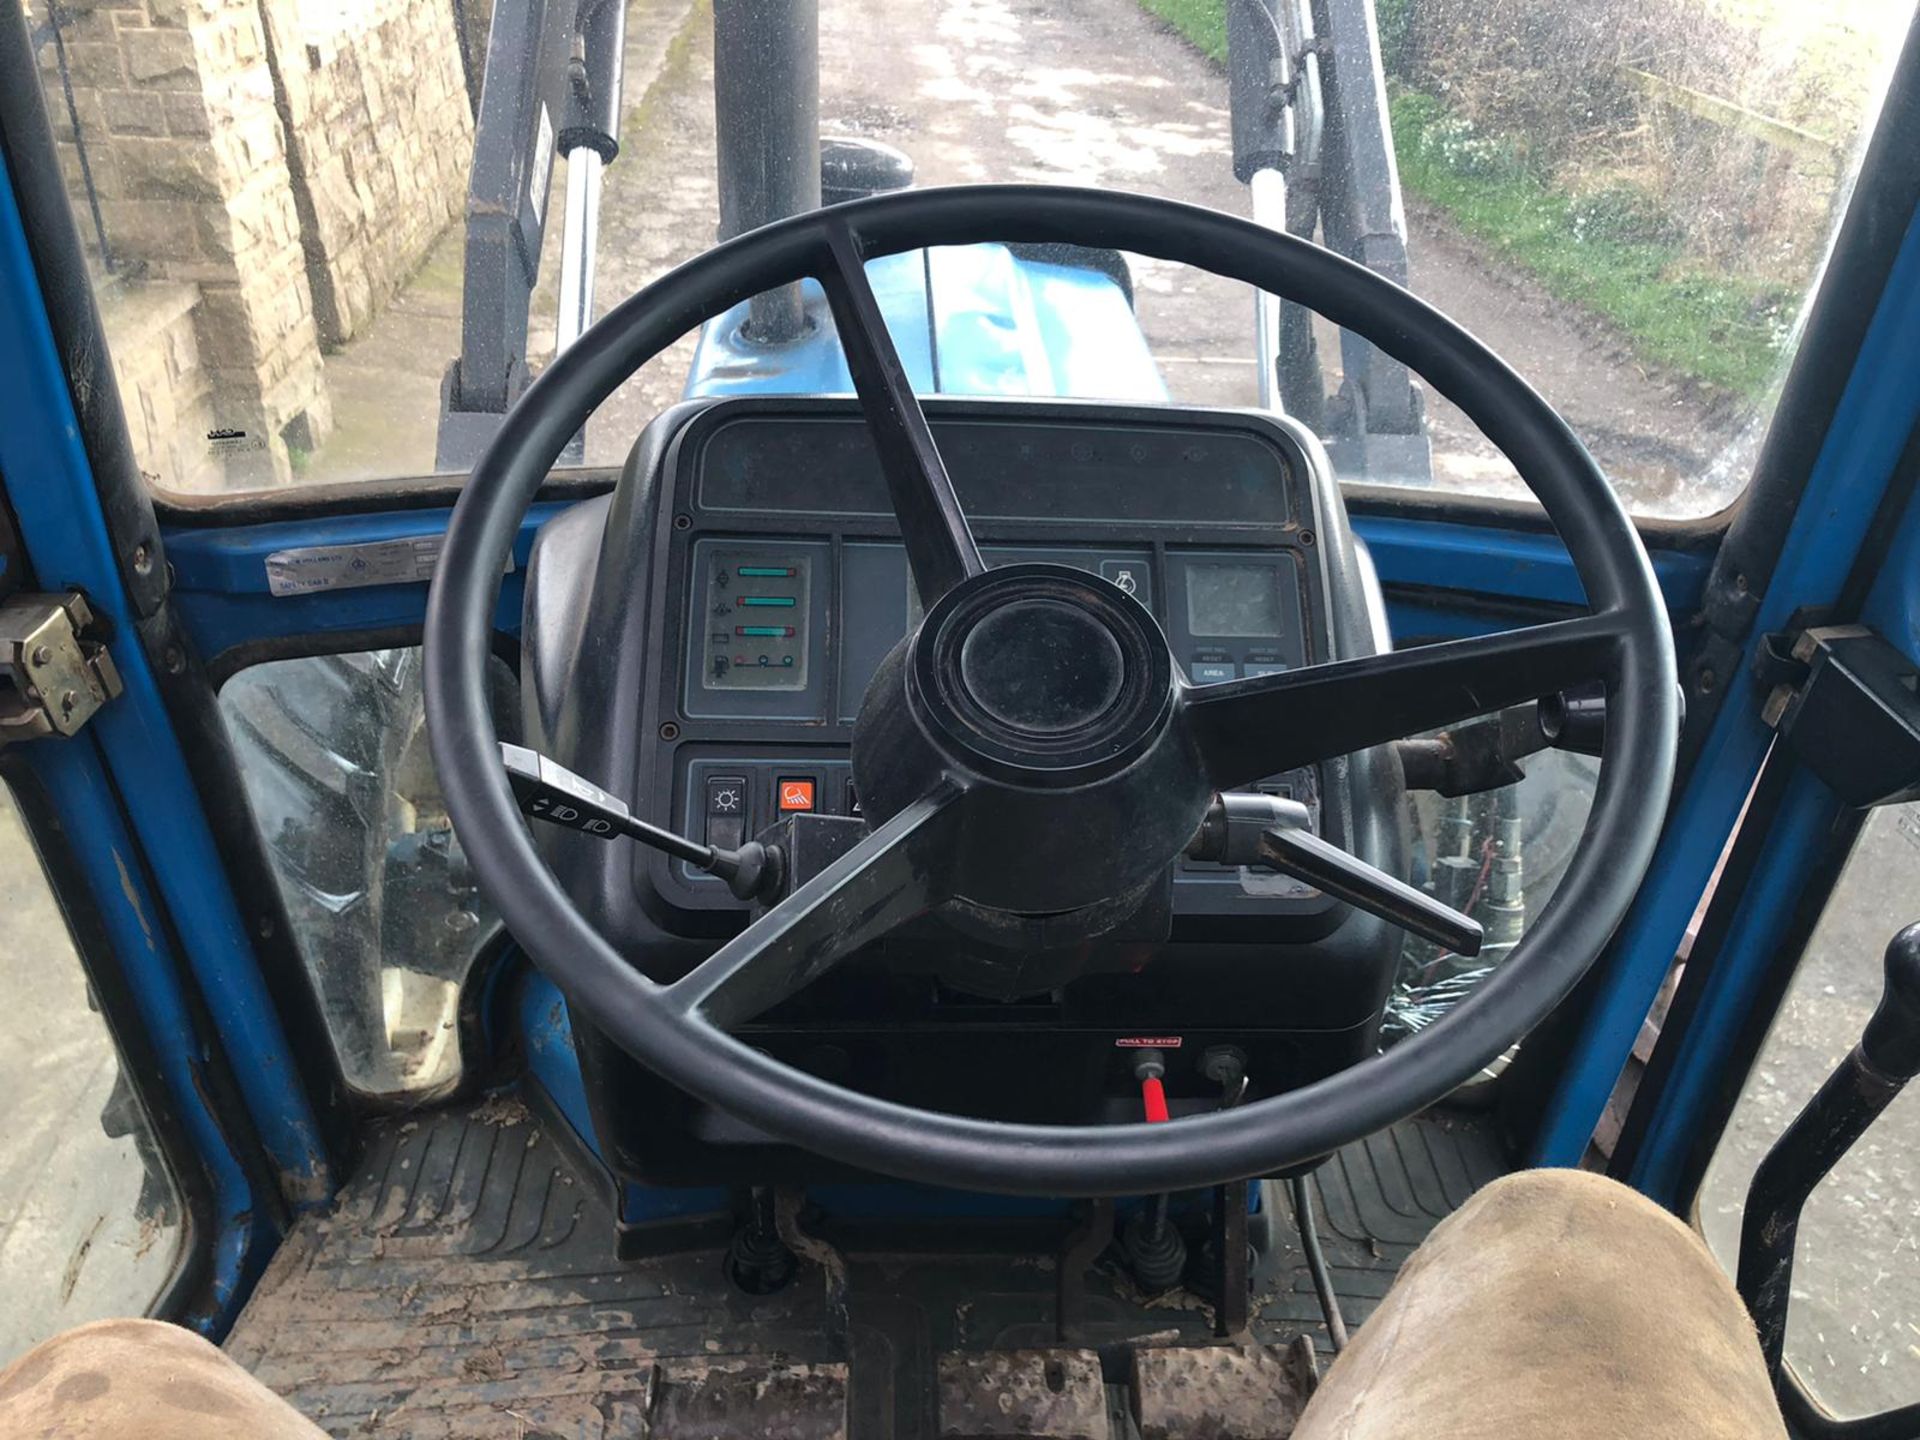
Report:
776,777,816,813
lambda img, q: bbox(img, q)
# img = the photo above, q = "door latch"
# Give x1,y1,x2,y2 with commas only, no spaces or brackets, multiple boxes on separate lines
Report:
1758,624,1920,807
0,592,123,744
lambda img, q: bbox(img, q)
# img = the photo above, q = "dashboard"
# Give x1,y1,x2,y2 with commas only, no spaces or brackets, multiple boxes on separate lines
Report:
520,397,1408,1170
642,402,1351,926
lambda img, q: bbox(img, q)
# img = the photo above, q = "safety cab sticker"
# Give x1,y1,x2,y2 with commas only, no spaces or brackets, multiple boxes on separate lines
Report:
264,535,513,597
1115,1036,1183,1048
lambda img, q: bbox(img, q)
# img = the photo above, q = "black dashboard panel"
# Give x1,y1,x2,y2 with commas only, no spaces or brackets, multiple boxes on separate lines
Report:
642,400,1342,926
694,411,1297,526
520,396,1408,1181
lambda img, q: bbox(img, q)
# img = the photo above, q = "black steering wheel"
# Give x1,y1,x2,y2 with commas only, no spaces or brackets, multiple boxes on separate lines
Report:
424,185,1677,1196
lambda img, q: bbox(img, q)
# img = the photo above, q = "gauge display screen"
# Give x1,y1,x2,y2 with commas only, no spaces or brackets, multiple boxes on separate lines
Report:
1185,561,1284,638
701,552,812,690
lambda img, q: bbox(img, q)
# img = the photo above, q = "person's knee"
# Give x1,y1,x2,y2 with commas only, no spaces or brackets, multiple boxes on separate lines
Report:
19,1317,211,1369
0,1317,325,1439
1295,1168,1787,1439
1434,1165,1703,1264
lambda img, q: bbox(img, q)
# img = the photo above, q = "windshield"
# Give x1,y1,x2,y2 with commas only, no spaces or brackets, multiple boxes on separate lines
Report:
23,0,1914,516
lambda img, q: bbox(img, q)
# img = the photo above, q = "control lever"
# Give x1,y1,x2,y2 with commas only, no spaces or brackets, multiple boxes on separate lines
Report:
499,743,781,902
1737,922,1920,1383
1189,792,1484,956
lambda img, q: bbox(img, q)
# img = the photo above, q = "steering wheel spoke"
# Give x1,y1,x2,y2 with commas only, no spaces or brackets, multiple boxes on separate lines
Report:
817,220,985,605
664,781,971,1031
1184,610,1629,789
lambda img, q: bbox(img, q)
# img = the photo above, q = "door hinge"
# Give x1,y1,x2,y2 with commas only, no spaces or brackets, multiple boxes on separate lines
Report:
0,592,123,744
1758,624,1920,807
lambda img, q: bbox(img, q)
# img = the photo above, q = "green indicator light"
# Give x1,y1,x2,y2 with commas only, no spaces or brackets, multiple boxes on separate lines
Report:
737,566,796,578
739,595,797,607
735,625,794,638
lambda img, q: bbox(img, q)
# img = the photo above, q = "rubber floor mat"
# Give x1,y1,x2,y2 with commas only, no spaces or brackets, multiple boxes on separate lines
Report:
226,1093,1508,1436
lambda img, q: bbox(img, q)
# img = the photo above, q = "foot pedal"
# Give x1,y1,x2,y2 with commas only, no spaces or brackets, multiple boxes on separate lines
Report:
1131,1340,1319,1440
650,1358,849,1439
938,1349,1110,1440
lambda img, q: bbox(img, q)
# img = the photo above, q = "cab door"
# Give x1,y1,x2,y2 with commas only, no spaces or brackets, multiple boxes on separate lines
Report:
0,13,340,1351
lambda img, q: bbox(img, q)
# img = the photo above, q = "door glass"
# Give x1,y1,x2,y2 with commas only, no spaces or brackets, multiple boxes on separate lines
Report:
1700,800,1920,1420
219,648,506,1099
26,0,1911,514
1385,746,1595,1048
0,781,181,1367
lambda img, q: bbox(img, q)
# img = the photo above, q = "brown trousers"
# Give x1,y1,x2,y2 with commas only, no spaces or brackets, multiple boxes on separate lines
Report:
0,1317,326,1438
0,1170,1783,1438
1293,1168,1788,1439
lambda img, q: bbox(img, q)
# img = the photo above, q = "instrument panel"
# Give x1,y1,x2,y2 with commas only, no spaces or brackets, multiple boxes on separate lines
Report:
520,396,1406,1182
683,540,1311,718
698,549,814,691
629,399,1360,930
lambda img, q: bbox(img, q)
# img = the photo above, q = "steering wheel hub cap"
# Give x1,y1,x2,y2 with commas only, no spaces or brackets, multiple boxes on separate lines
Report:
958,599,1124,735
903,565,1177,782
847,565,1206,915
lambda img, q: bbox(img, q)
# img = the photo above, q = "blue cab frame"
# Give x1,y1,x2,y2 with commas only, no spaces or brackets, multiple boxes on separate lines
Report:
0,1,1915,1341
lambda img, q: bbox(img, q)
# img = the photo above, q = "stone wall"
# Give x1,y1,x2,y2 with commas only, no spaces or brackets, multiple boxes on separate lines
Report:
96,277,220,490
257,0,473,345
32,0,475,488
39,0,332,487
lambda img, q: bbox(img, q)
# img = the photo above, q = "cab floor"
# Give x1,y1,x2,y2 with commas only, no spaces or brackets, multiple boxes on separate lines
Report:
226,1092,1507,1437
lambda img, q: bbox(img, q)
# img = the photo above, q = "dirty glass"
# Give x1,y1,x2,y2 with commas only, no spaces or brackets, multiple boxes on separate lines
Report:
23,0,1913,516
1382,745,1594,1056
1700,800,1920,1421
219,648,508,1098
0,782,182,1367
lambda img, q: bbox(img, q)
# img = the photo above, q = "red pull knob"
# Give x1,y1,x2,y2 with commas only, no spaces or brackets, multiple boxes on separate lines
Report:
1141,1075,1169,1123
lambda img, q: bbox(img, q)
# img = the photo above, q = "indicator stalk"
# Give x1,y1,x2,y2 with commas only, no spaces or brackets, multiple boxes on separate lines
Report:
500,743,781,901
1189,791,1483,956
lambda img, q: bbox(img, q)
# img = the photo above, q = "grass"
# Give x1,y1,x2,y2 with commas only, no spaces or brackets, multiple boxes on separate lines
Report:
1389,91,1794,399
1138,0,1228,62
1136,1,1795,400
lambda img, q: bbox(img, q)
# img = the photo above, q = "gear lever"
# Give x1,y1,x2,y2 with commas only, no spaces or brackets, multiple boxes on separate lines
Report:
1188,792,1484,956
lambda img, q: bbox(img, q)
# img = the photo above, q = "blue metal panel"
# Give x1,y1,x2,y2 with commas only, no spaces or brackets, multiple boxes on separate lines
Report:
1864,476,1920,651
1350,515,1710,614
1533,212,1920,1172
1624,766,1848,1202
516,973,731,1222
1621,444,1920,1205
0,154,331,1205
21,740,270,1327
685,244,1165,402
518,969,601,1152
997,255,1164,401
163,504,567,660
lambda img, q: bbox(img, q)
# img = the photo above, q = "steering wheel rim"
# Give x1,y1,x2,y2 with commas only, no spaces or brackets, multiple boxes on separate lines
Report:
424,184,1677,1196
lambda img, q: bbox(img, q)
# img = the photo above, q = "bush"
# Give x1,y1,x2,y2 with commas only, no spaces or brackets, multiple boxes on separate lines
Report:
1375,0,1415,77
1397,0,1848,286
